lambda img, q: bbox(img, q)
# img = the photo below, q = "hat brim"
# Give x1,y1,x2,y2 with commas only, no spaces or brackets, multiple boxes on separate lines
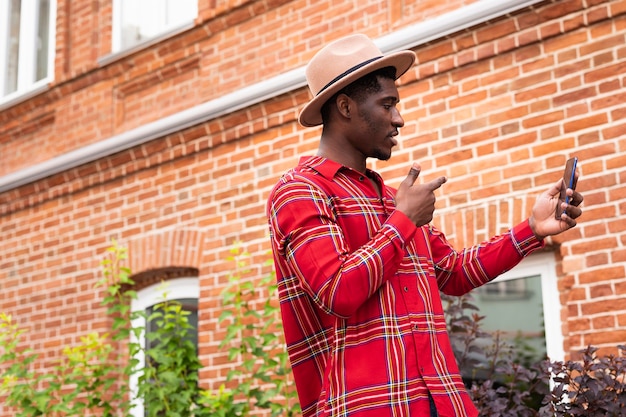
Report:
298,50,416,127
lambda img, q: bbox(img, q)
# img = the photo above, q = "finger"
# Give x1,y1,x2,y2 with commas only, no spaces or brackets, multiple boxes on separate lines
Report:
547,178,564,198
426,176,447,191
401,163,421,187
563,203,583,220
559,212,577,228
567,189,583,207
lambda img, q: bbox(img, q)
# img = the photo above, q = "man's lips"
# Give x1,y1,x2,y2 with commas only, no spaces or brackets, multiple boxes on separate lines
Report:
389,131,399,147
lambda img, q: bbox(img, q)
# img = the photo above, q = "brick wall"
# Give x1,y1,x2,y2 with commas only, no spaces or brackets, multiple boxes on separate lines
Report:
1,0,626,414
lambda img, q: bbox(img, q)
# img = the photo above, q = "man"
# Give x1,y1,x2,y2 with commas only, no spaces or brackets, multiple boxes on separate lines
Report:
266,34,582,417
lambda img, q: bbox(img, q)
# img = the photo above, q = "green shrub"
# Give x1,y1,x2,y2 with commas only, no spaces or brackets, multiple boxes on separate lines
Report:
0,241,296,417
2,243,624,416
444,293,626,416
0,312,126,417
217,244,300,417
548,344,626,416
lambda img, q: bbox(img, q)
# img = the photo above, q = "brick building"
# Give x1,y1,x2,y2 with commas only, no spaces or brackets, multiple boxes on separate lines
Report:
1,0,625,414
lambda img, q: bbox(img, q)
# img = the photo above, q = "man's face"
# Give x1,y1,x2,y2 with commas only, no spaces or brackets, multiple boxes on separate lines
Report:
350,77,404,161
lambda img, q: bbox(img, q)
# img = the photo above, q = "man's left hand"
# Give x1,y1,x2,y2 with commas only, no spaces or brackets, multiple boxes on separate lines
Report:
529,174,583,240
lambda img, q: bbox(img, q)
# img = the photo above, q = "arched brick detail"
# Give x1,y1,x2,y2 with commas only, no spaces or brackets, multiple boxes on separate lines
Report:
130,266,199,292
126,228,206,275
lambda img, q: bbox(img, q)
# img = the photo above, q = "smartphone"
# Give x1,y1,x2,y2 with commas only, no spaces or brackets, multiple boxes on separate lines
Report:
555,157,578,219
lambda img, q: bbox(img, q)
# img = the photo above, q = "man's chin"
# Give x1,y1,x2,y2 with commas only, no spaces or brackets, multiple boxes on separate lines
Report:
374,151,392,161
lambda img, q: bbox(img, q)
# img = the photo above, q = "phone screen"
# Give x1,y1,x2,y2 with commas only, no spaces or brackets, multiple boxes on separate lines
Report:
555,157,578,219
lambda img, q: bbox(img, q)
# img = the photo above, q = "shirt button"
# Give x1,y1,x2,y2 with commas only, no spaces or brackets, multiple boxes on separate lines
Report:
359,176,365,181
403,286,409,292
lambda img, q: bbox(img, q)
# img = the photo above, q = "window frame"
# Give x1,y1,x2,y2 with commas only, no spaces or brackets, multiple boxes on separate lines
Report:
0,0,57,107
111,0,197,53
129,277,200,417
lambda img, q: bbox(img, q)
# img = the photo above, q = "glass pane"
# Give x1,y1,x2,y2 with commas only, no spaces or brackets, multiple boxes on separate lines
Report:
120,0,197,49
141,295,198,417
454,275,547,384
119,0,148,48
474,274,547,363
145,297,198,353
165,0,197,27
5,0,21,95
35,0,50,82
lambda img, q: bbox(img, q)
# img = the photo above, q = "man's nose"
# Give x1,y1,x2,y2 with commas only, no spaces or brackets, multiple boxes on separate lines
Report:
392,108,404,127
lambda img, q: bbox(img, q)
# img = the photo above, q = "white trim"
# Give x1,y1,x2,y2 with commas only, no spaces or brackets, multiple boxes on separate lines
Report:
17,0,37,92
46,0,57,93
0,81,50,112
0,0,56,110
0,0,544,193
100,21,195,67
490,252,564,361
111,0,122,52
376,0,544,53
132,277,199,311
110,0,196,54
129,277,199,417
0,3,9,96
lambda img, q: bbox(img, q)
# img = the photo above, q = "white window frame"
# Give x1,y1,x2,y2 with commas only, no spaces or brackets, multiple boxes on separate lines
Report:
129,277,199,417
488,251,564,361
111,0,197,53
0,0,57,107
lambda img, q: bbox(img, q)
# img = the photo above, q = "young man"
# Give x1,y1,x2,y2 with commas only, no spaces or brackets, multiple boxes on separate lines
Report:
266,34,583,417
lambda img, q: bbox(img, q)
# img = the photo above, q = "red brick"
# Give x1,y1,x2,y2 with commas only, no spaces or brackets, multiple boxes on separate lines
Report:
1,3,625,415
589,283,614,298
584,329,626,347
522,110,565,128
581,266,626,285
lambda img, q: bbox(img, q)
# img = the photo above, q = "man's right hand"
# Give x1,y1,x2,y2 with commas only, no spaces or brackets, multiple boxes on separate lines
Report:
395,163,447,227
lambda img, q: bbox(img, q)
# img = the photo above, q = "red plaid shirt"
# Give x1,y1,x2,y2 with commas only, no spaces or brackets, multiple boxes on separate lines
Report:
267,156,544,417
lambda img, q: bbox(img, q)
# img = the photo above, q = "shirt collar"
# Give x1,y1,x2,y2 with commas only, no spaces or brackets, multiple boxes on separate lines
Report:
298,155,384,184
298,156,344,180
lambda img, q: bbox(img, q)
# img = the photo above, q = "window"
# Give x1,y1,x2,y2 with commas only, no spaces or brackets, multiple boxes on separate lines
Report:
457,252,564,380
144,297,198,355
130,277,199,417
112,0,197,52
473,273,546,362
478,275,533,300
0,0,55,103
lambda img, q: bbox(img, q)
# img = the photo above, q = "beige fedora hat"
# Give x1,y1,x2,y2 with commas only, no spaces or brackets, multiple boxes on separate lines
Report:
298,34,416,127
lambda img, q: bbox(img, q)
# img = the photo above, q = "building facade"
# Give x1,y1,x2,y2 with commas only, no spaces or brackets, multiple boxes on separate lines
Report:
1,0,625,414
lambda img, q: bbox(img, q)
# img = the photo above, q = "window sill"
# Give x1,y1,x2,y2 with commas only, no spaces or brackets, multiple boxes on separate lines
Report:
0,81,50,112
98,20,196,67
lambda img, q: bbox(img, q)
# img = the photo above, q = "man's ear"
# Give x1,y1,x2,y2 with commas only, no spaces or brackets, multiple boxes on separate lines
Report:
335,93,352,119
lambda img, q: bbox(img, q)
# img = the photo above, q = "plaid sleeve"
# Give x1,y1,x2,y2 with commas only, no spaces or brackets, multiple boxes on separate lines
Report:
268,177,416,318
430,219,545,295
